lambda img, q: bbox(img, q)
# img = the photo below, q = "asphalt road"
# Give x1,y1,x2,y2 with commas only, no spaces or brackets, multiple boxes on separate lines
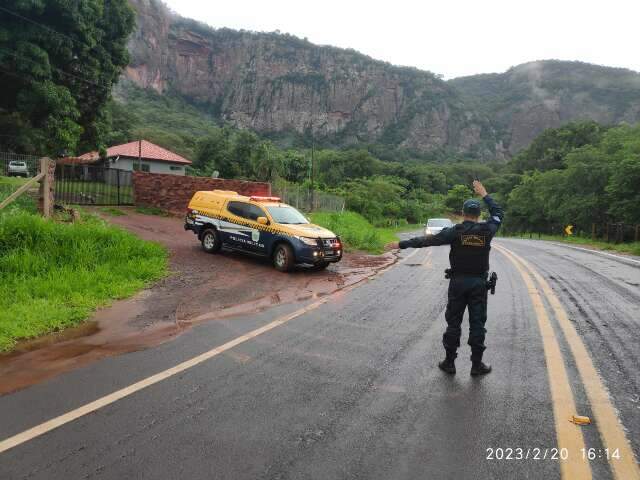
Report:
1,238,638,480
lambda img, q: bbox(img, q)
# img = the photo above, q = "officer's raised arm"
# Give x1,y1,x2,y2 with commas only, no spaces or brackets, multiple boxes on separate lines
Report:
473,180,504,234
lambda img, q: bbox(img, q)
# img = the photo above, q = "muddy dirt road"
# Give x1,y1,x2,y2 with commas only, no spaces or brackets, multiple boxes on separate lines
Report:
0,233,638,480
0,210,394,394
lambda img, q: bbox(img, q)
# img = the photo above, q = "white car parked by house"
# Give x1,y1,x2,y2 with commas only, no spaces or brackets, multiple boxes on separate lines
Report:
7,161,29,177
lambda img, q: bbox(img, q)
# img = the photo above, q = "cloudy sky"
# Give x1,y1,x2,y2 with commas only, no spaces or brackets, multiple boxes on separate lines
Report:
163,0,639,79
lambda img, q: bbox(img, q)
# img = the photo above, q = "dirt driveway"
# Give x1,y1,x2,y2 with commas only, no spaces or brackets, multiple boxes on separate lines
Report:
0,209,396,394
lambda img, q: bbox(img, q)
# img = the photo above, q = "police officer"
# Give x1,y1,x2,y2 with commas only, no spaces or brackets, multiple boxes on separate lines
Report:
392,181,504,376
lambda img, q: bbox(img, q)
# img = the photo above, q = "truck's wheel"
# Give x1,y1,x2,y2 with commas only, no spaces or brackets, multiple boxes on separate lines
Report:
273,243,294,272
201,228,221,253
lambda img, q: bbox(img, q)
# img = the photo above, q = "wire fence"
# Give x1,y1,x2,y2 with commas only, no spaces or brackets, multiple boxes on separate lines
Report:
274,184,345,213
0,151,42,177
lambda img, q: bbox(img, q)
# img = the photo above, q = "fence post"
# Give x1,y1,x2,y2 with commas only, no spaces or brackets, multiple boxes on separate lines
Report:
117,170,121,206
616,223,623,244
592,223,596,241
39,157,54,218
636,225,639,243
605,223,610,243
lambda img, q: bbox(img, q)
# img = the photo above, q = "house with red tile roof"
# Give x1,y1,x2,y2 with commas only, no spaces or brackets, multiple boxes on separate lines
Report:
78,140,192,176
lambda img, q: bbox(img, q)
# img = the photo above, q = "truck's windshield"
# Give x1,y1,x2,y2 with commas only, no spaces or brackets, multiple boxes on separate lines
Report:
266,206,309,225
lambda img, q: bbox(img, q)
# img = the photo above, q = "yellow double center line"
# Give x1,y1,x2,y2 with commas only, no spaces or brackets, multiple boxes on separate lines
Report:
496,244,640,480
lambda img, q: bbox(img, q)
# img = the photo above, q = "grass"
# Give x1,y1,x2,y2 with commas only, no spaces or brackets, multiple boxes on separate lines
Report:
135,205,170,216
0,212,168,351
0,175,37,215
504,233,640,257
100,207,127,216
310,211,422,254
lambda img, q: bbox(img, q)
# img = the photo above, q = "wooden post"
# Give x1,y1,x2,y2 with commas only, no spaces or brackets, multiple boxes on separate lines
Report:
605,223,609,243
635,225,639,243
41,158,50,218
617,224,623,244
38,157,55,218
592,223,596,241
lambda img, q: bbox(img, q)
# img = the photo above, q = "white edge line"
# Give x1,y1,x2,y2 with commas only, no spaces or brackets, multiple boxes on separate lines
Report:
0,247,422,454
549,242,640,266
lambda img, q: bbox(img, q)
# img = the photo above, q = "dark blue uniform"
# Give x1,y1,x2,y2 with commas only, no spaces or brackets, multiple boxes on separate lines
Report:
399,195,504,363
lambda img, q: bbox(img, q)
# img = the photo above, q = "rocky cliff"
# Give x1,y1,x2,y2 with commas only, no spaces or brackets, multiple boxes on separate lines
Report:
450,61,640,153
124,0,640,159
124,0,500,159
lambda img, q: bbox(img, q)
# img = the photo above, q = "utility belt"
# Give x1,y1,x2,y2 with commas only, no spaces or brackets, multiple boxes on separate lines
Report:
444,268,498,295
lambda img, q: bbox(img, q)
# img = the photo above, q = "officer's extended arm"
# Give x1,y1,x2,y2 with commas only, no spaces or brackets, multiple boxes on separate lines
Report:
398,227,456,249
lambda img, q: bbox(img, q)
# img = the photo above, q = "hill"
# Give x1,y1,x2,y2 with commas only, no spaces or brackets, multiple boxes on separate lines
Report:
450,60,640,153
121,0,640,160
123,0,500,160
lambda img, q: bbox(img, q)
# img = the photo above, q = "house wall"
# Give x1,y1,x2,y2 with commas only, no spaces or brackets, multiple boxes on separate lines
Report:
132,171,271,214
108,157,187,176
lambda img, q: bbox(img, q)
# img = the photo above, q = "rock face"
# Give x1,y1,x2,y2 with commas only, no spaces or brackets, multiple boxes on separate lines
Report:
124,0,499,158
125,1,640,158
450,61,640,153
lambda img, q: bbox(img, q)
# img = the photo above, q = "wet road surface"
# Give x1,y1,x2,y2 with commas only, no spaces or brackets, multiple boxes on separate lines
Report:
0,238,638,480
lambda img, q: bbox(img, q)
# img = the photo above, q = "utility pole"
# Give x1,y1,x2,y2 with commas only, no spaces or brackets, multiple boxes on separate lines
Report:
309,119,316,211
310,134,315,190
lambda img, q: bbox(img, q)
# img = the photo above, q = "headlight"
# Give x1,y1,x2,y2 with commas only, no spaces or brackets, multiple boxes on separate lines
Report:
296,236,318,246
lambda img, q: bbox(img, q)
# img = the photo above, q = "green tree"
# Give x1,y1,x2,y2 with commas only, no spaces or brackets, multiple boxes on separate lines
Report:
251,141,283,181
445,184,473,212
510,121,606,173
231,129,260,177
603,125,640,224
194,127,232,176
607,157,640,224
282,150,308,183
0,0,134,154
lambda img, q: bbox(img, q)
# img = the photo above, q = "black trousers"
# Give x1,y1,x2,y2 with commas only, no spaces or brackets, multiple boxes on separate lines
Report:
443,275,488,362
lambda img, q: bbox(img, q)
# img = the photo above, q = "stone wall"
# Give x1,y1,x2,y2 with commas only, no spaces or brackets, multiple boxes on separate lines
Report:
132,172,271,214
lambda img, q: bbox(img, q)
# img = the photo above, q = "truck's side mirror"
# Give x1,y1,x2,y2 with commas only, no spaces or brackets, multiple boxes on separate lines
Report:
257,216,269,225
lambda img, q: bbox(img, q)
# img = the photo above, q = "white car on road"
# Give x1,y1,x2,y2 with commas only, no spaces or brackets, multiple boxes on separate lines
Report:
425,218,453,236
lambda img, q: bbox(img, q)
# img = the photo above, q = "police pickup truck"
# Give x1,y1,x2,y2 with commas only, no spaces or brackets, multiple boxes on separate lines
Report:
184,190,342,272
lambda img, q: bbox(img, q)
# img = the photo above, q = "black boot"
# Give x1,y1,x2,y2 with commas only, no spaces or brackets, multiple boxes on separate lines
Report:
438,351,456,375
470,361,492,376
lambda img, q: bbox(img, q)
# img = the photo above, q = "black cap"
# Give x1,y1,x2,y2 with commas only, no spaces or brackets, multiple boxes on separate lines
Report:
463,199,481,216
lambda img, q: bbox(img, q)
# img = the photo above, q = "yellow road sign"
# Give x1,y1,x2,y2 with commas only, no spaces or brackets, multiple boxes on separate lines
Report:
565,225,574,236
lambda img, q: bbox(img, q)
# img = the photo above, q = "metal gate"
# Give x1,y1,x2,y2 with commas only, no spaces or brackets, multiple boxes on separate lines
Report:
54,165,133,206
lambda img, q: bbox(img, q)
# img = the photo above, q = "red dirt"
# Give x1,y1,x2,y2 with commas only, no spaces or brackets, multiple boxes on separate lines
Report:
0,209,396,395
